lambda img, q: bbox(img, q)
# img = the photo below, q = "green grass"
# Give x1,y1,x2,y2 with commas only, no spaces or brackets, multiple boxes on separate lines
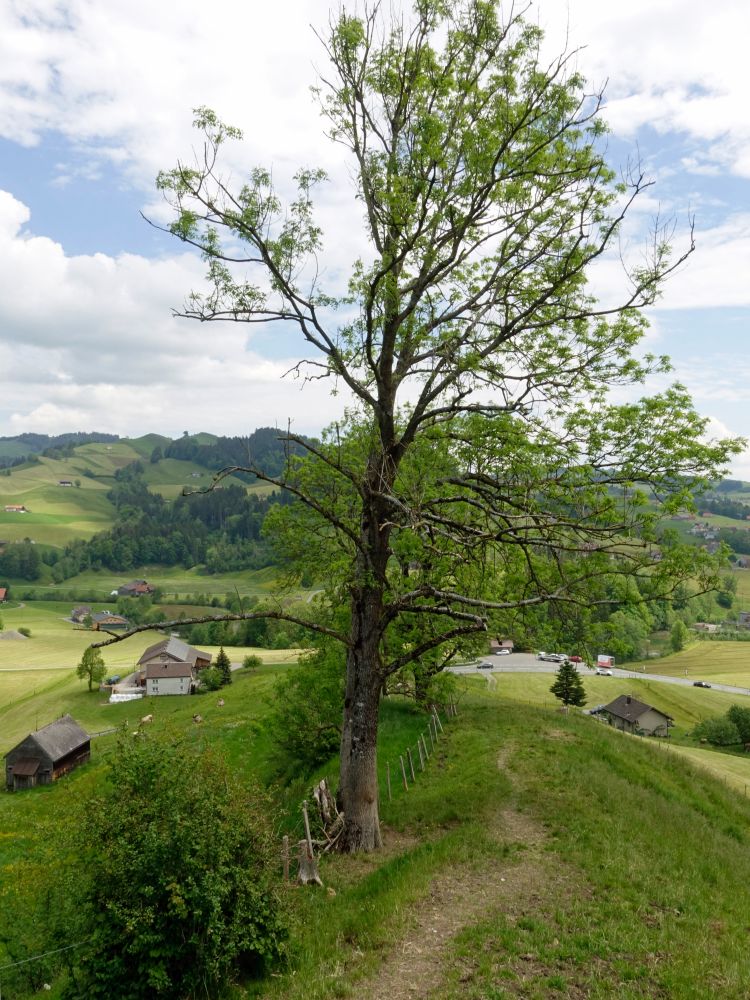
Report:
632,642,750,686
8,674,750,997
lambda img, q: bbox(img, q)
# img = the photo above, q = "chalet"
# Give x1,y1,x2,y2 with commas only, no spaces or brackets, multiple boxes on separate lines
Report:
90,612,130,631
5,715,90,791
4,505,28,513
137,636,212,672
57,480,73,487
601,695,672,737
117,579,155,597
144,661,194,696
490,638,514,652
694,622,719,634
71,606,92,623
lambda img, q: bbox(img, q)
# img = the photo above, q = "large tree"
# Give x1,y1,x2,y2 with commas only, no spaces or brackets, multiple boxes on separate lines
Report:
107,0,741,851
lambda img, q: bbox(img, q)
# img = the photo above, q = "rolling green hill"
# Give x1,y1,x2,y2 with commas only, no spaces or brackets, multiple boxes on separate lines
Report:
5,677,750,997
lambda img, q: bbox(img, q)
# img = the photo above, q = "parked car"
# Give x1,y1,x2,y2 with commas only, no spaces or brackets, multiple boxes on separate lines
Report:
477,662,493,670
538,652,567,662
569,655,584,663
693,680,712,688
595,667,613,676
105,675,121,685
495,648,511,655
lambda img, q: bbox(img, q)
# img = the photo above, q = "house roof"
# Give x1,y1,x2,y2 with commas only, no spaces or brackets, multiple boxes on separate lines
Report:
5,714,89,762
145,661,193,679
603,695,669,725
138,637,211,667
91,612,128,624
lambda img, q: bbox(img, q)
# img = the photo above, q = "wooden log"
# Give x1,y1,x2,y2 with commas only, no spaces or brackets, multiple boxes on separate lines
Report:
298,801,323,886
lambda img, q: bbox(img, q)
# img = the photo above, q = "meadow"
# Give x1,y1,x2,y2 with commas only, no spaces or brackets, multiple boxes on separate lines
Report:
7,678,750,998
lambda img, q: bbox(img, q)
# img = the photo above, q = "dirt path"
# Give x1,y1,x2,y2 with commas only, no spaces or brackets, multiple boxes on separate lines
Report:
357,747,568,1000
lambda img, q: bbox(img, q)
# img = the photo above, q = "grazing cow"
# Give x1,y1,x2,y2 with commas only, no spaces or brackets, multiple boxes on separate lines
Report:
140,714,154,724
192,714,203,724
217,698,225,708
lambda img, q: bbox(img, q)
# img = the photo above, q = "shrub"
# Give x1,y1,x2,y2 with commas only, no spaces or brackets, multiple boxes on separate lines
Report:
63,729,286,999
692,717,740,746
243,653,263,670
17,626,31,637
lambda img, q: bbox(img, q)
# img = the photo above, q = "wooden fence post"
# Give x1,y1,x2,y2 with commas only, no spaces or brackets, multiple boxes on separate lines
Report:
282,834,290,882
433,707,444,734
400,755,409,791
407,746,416,782
386,760,392,802
417,738,425,771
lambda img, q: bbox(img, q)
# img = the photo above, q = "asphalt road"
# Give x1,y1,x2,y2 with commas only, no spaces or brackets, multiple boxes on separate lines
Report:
448,653,750,697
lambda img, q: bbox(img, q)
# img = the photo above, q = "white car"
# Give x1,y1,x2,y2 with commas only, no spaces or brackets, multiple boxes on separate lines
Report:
595,667,613,676
495,648,511,655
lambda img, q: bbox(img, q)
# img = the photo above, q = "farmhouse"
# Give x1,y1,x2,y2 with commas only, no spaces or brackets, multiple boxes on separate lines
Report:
490,638,514,652
118,579,155,597
601,695,672,737
90,611,130,630
137,636,212,672
71,606,92,623
4,715,90,791
0,588,7,603
4,505,28,513
57,479,73,487
144,661,194,696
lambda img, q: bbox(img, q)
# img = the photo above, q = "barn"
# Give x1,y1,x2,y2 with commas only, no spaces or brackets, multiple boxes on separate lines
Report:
4,715,90,791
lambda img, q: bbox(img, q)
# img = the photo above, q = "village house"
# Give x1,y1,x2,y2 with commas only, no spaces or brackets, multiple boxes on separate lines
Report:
90,611,130,631
4,504,28,513
144,661,194,696
117,579,155,597
489,638,514,652
137,636,212,672
4,715,90,791
601,695,672,737
0,587,7,603
57,479,74,487
70,606,92,623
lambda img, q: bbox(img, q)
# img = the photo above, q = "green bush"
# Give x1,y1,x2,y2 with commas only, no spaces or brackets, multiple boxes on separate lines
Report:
62,729,286,999
17,626,31,637
692,717,741,746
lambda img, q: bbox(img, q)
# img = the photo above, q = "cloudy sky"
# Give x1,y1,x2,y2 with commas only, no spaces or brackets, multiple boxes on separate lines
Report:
1,0,749,472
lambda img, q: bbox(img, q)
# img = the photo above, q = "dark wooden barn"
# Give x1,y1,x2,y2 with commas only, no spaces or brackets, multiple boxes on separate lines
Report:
4,715,90,791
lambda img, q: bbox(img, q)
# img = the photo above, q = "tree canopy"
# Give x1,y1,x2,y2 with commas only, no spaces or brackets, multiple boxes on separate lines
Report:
133,0,743,851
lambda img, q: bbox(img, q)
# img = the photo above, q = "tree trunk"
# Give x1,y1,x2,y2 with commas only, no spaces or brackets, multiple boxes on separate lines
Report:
338,589,385,852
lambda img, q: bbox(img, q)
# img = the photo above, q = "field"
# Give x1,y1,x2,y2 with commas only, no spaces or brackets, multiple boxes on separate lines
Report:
23,563,300,600
631,641,750,686
7,677,750,997
0,601,300,753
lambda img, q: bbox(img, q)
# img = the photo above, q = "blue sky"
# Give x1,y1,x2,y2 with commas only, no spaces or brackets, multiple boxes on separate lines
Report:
1,0,749,475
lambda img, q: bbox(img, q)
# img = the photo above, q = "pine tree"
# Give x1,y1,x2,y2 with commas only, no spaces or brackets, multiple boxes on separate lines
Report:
550,660,586,710
216,645,232,686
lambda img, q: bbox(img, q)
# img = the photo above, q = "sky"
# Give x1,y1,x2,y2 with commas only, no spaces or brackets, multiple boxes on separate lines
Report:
1,0,749,474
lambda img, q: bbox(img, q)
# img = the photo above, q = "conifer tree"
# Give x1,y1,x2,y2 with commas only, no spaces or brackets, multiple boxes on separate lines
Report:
551,660,587,710
216,645,232,686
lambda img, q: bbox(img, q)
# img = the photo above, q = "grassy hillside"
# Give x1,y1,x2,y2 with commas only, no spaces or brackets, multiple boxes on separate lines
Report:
631,642,750,687
6,683,750,997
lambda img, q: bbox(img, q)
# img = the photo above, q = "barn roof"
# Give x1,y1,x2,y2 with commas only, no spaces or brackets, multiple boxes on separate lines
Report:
5,714,89,762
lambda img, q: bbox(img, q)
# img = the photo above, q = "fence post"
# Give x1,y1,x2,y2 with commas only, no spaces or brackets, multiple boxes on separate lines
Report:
400,755,409,791
428,720,435,750
282,835,290,882
417,738,425,771
422,733,430,760
433,707,444,734
407,746,416,782
386,760,392,802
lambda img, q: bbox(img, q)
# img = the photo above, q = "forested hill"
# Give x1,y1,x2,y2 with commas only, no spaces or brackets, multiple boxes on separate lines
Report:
160,427,310,481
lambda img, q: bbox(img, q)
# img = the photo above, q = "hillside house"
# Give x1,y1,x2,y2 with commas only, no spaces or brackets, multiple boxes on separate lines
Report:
4,505,28,513
71,606,92,623
0,588,7,603
5,715,90,791
90,612,130,631
602,695,672,737
57,480,73,487
137,636,212,672
490,638,514,652
144,661,194,696
117,579,155,597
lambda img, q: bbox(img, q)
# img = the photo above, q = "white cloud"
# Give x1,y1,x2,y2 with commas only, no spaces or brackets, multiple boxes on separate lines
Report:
0,190,350,436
